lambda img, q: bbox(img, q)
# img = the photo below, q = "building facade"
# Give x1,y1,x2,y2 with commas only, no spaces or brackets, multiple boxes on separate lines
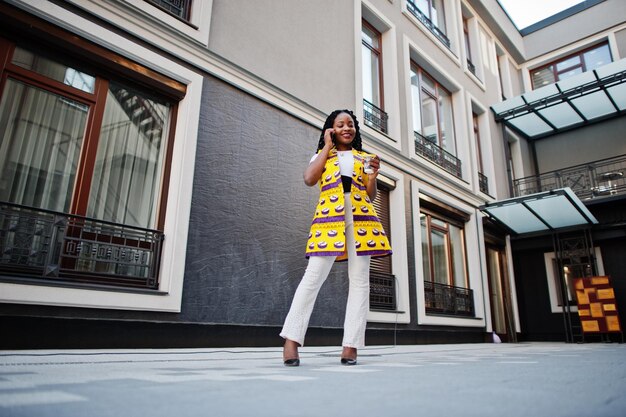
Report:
0,0,624,348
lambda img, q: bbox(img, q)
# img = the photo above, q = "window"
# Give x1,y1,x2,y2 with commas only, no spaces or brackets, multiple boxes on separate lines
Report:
420,201,473,317
531,42,612,88
463,17,475,75
145,0,192,21
361,21,388,133
0,38,182,290
370,182,395,311
420,212,467,288
410,64,460,177
406,0,449,47
1,45,173,229
473,113,488,194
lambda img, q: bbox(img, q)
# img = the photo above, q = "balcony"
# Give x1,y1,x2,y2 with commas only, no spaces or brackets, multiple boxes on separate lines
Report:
146,0,192,20
363,99,389,134
414,131,462,178
424,281,475,317
370,271,396,311
513,154,626,200
406,0,451,49
478,171,489,194
467,59,476,76
0,202,163,290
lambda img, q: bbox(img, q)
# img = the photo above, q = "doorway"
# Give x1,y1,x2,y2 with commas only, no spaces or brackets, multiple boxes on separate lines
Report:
486,245,516,342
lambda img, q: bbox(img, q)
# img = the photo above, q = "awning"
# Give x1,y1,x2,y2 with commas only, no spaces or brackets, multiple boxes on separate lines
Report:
479,188,598,235
491,58,626,140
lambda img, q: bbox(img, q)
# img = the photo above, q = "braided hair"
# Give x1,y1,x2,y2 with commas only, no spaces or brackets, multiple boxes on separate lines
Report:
316,109,363,151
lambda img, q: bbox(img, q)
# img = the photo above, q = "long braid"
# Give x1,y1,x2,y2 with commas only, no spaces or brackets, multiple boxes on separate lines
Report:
316,109,363,152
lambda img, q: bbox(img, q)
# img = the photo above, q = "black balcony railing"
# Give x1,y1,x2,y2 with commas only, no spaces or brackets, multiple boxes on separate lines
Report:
406,0,451,48
145,0,192,20
0,202,163,290
370,271,396,311
424,280,475,317
467,59,476,76
478,171,489,194
414,131,462,178
363,99,389,134
513,154,626,200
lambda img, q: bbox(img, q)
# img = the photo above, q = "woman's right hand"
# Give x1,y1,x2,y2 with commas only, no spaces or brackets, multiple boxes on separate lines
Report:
323,128,335,149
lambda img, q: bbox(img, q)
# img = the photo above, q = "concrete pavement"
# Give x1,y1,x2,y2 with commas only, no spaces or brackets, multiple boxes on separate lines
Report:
1,342,625,417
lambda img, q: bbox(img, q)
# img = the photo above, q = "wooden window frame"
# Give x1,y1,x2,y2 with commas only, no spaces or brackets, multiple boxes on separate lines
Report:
530,42,612,89
420,198,469,288
0,4,186,231
362,20,385,110
411,63,457,153
463,17,472,62
473,113,483,173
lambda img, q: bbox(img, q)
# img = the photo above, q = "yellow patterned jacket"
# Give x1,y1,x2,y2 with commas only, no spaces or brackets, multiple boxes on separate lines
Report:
305,148,392,261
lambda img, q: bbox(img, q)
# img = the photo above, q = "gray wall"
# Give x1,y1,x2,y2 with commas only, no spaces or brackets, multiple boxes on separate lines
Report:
208,0,356,114
181,75,353,327
523,0,626,60
535,117,626,173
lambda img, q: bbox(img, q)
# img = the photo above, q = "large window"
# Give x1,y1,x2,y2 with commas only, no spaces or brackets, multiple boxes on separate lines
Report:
407,0,449,47
531,42,612,88
0,35,183,291
420,201,473,318
463,17,475,75
0,44,174,230
411,65,456,155
420,211,467,288
410,64,460,178
473,113,488,195
361,21,388,133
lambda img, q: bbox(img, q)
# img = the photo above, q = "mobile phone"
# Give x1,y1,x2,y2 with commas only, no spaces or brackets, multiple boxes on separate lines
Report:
331,132,336,144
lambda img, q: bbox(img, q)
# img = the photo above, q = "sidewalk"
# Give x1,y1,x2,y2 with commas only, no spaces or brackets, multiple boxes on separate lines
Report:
1,342,625,417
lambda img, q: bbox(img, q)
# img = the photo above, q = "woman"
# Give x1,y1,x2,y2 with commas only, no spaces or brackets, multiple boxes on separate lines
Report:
280,109,392,366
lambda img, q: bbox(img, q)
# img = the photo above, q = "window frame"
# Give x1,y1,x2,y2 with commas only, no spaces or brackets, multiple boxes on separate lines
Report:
0,2,201,312
410,63,457,155
0,40,178,232
411,182,485,326
361,20,384,110
420,208,469,289
530,42,612,89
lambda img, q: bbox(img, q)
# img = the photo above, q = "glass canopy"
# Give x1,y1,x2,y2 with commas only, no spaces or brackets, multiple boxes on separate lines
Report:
480,188,598,235
491,58,626,140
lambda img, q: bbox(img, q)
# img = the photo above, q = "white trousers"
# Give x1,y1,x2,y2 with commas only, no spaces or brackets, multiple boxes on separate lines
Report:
280,193,371,348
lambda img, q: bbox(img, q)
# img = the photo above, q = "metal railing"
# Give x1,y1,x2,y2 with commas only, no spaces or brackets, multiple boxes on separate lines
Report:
513,154,626,200
363,99,389,134
414,131,462,178
145,0,192,20
478,171,489,194
0,202,163,289
424,280,475,317
406,0,451,48
467,59,476,76
370,271,396,311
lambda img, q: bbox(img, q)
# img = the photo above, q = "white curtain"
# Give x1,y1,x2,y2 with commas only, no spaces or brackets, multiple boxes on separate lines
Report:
86,83,170,228
0,78,87,212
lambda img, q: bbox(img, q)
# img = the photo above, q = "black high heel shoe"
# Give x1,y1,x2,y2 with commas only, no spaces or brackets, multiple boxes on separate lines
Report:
284,358,300,367
340,357,357,366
